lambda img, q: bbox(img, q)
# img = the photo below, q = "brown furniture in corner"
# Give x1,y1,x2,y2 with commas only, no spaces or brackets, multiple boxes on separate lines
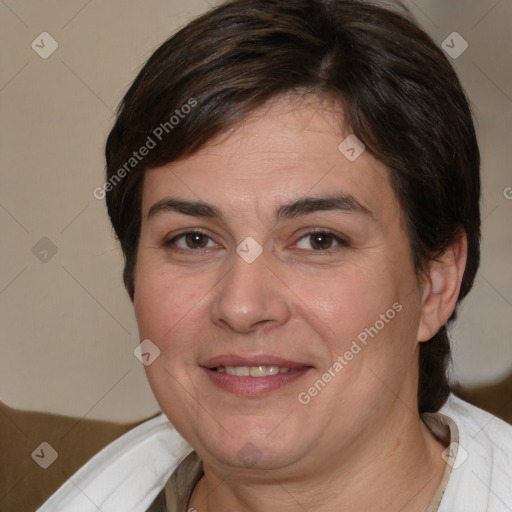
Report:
0,401,151,512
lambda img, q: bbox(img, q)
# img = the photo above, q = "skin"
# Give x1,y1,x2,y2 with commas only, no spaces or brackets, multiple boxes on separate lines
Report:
133,94,467,511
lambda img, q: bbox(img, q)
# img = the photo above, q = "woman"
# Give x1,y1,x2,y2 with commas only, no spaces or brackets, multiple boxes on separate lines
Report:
39,0,512,510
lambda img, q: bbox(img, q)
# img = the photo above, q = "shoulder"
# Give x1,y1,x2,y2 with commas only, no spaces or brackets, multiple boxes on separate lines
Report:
437,394,512,512
37,413,193,512
442,393,512,446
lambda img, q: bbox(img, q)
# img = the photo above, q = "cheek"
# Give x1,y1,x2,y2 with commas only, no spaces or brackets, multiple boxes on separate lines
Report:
295,260,419,367
133,259,197,345
135,291,195,344
133,266,206,404
133,273,166,340
133,259,223,373
293,268,395,340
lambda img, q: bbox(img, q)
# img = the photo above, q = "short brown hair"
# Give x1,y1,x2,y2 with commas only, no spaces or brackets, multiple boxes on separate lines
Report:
105,0,480,413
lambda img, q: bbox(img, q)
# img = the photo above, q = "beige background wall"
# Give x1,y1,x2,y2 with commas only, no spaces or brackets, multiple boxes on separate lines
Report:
1,0,511,422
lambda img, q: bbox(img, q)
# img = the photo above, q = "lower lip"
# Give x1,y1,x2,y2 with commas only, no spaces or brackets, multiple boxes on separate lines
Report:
201,367,313,397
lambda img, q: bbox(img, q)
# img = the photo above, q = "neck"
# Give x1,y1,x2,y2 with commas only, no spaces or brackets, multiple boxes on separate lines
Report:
188,404,447,512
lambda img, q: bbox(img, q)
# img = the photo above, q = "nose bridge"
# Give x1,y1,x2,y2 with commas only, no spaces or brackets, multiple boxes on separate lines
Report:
210,249,291,333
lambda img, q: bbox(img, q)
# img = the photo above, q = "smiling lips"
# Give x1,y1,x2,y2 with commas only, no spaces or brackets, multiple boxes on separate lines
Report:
217,365,299,377
201,355,313,396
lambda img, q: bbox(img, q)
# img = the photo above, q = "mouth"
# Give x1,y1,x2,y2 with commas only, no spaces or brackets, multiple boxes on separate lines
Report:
215,365,301,377
200,355,314,396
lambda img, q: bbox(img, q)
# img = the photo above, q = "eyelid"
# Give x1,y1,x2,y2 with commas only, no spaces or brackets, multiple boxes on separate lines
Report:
163,228,349,253
165,229,220,250
293,229,350,251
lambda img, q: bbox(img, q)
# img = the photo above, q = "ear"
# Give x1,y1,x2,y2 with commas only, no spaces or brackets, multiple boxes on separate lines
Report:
417,231,468,342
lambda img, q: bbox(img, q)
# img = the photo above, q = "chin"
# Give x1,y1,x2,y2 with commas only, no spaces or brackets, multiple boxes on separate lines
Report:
192,417,309,471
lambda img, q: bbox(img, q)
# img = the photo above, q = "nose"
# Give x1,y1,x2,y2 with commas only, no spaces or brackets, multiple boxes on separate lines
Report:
210,251,292,334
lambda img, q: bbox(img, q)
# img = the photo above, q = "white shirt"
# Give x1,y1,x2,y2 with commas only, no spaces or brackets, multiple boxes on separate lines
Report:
37,394,512,512
435,395,512,511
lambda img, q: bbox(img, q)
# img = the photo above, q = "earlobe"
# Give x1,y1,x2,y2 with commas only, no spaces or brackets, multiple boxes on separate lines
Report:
417,232,468,342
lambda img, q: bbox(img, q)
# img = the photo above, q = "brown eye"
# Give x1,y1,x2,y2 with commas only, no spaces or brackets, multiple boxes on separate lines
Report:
310,233,335,250
169,231,215,250
184,232,209,248
295,231,347,251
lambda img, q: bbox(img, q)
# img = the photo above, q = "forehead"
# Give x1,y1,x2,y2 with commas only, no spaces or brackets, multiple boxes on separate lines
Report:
141,94,399,224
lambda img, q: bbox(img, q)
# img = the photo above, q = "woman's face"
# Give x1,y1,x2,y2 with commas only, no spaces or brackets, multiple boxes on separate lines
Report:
134,95,427,475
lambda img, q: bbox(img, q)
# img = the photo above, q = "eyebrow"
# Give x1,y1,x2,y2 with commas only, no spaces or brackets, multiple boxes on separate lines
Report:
147,193,375,222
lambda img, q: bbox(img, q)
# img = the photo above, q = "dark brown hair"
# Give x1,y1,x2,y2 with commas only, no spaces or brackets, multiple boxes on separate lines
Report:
105,0,480,413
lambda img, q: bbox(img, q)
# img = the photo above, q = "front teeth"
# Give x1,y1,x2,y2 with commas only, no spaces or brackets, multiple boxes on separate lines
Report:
217,366,297,377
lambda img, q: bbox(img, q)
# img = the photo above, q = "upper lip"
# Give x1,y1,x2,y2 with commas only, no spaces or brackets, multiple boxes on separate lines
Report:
200,354,313,369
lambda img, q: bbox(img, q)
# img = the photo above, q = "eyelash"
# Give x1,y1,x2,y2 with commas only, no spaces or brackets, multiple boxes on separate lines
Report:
164,229,349,254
